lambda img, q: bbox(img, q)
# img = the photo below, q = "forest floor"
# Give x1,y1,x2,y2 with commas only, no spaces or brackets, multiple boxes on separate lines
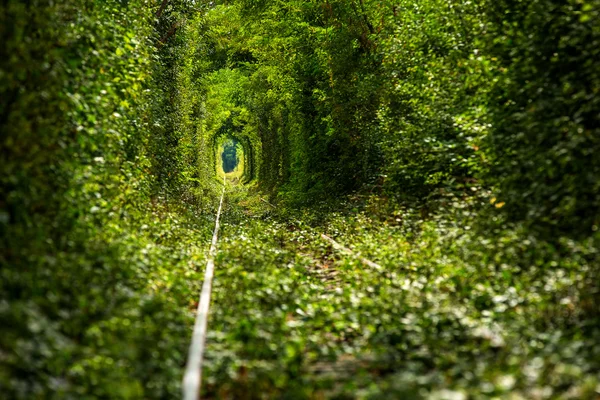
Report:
196,181,600,400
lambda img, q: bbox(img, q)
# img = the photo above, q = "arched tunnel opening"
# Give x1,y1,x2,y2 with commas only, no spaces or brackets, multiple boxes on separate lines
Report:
221,139,239,173
213,132,256,184
210,112,258,185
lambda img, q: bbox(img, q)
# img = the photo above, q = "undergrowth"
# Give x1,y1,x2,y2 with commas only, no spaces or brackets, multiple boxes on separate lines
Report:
203,185,600,399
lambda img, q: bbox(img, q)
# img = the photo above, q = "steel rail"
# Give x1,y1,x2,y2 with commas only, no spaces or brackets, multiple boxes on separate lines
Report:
183,176,226,400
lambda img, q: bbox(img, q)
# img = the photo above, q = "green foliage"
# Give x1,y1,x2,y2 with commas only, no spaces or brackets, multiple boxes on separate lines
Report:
0,0,214,397
2,0,599,397
198,0,384,200
201,0,600,239
483,0,600,235
375,0,488,201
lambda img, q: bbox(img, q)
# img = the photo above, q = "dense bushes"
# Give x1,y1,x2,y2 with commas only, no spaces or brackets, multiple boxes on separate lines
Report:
0,1,213,397
483,0,600,235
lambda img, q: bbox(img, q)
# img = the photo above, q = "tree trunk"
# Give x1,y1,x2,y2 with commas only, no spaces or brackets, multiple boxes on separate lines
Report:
156,0,169,18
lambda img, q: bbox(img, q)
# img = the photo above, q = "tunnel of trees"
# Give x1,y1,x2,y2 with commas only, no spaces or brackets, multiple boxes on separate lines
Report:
1,0,599,398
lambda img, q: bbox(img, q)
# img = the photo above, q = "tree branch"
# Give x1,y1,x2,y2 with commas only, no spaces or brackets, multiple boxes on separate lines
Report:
157,19,184,46
156,0,169,18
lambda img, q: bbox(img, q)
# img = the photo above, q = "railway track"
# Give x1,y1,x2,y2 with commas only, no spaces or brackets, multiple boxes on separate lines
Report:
183,177,226,400
181,181,384,399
